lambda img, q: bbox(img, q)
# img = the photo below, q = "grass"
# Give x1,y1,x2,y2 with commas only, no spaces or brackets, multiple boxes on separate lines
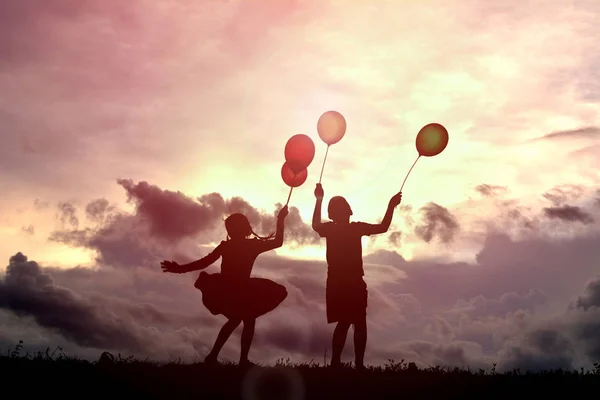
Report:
2,341,600,399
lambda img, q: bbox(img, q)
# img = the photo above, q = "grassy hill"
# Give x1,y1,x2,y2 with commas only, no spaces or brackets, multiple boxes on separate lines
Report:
2,342,599,399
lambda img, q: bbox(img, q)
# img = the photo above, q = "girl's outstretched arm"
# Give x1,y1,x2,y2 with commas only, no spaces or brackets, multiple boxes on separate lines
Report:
161,244,223,274
256,206,289,254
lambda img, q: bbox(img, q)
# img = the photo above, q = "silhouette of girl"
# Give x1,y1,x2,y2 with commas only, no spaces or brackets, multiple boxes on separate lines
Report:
161,206,289,367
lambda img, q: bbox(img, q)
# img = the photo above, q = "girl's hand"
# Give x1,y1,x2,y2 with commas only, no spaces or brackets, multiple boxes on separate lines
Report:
314,183,324,199
161,260,181,273
277,205,289,220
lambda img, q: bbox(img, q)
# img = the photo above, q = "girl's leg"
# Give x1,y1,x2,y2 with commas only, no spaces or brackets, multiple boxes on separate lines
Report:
331,321,351,367
206,318,241,362
239,318,256,364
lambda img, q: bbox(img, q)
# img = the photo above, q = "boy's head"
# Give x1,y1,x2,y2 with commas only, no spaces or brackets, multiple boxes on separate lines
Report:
328,196,353,222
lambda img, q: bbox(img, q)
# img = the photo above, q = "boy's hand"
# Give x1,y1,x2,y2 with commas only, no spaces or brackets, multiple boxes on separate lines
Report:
161,260,181,273
314,183,324,199
277,205,289,220
389,191,402,208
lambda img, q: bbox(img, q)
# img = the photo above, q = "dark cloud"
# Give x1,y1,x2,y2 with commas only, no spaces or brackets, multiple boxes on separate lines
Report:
0,252,221,360
281,206,320,246
387,231,402,247
117,179,318,245
451,289,549,319
287,275,325,303
533,126,600,141
501,343,575,372
8,184,600,370
414,202,460,244
55,202,79,229
33,199,49,210
49,179,318,268
49,214,159,269
500,277,600,370
364,249,407,267
542,205,594,224
21,225,34,235
0,252,145,352
542,185,585,206
84,198,116,224
475,184,507,197
493,202,540,233
572,275,600,311
118,179,224,242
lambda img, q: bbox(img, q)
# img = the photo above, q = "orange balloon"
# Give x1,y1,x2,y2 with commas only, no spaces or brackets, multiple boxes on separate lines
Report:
281,162,308,188
317,111,346,145
416,123,449,157
284,134,315,173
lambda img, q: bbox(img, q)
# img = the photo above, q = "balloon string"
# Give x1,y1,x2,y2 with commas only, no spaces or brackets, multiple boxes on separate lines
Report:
285,186,293,206
318,145,330,184
400,155,421,192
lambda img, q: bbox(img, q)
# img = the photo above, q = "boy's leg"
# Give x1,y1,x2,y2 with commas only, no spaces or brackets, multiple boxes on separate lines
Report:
331,321,351,366
353,316,367,369
239,318,256,365
206,318,241,362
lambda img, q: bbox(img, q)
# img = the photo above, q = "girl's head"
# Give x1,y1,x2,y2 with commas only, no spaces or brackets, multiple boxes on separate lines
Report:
224,213,275,240
328,196,353,222
225,213,252,239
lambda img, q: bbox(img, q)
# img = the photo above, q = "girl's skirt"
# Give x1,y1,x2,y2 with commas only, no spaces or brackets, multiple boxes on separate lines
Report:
195,272,287,320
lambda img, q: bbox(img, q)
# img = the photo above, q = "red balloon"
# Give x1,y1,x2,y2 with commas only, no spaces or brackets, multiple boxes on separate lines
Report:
284,134,315,173
281,162,308,188
416,123,449,157
317,111,346,145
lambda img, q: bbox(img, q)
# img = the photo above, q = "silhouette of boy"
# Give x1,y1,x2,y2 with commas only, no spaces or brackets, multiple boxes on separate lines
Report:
312,183,402,370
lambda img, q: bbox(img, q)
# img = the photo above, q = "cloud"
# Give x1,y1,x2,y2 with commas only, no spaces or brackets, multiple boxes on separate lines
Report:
2,0,600,370
117,179,318,245
450,289,549,319
49,179,319,268
542,185,586,206
475,184,507,197
572,275,600,311
55,202,79,229
6,208,600,370
414,203,460,244
534,127,600,142
34,199,50,211
21,225,34,235
542,205,594,225
84,198,116,224
0,252,148,352
387,231,402,247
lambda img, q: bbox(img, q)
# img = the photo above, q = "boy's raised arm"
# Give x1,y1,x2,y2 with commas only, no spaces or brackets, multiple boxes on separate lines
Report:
359,191,403,235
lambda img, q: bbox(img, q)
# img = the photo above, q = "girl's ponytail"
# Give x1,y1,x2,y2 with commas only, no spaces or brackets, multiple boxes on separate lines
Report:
250,228,276,241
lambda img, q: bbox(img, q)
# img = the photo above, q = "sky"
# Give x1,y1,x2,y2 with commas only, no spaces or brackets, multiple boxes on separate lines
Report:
1,0,600,371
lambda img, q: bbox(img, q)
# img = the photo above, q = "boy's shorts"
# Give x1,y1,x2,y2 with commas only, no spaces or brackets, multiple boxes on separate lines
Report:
325,274,368,324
